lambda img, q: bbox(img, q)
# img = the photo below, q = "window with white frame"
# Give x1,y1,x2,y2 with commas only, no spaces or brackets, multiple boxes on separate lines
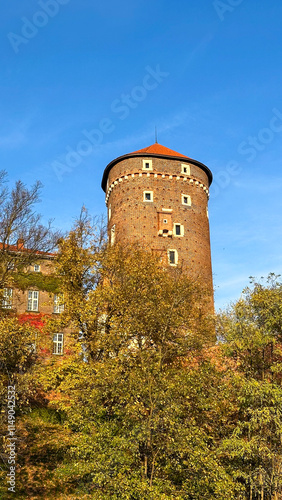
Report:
2,288,13,309
173,223,184,237
27,290,39,311
34,264,40,272
143,191,153,202
168,249,178,266
54,293,64,314
142,159,152,171
181,194,191,206
181,164,190,175
110,225,116,246
53,333,64,355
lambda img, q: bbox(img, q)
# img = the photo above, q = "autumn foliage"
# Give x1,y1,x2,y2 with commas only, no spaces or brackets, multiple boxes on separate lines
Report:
1,212,282,499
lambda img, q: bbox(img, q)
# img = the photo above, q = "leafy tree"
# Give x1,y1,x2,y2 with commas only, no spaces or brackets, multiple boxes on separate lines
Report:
4,204,282,500
56,209,215,359
218,275,282,499
55,207,106,333
40,353,236,499
32,221,232,499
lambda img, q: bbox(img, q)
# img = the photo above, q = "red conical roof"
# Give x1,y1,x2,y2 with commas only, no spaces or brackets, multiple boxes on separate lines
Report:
130,143,190,158
101,142,212,191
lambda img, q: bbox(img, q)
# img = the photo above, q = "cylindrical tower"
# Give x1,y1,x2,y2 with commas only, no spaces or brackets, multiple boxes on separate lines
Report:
101,143,213,299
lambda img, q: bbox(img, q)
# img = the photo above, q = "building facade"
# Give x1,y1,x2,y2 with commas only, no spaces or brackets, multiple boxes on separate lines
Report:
1,246,67,356
102,143,213,300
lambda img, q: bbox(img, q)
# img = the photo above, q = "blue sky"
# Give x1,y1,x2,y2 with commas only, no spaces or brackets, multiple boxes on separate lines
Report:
1,0,282,310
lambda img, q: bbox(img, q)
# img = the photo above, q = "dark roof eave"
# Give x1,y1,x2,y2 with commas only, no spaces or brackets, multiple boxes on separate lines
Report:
101,152,213,192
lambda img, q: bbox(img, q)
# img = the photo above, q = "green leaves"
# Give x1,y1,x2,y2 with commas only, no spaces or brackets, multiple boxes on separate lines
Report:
3,208,282,499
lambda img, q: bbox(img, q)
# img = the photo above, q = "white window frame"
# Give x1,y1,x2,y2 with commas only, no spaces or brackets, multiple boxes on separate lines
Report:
168,249,178,266
54,293,64,314
173,223,184,237
2,288,13,309
27,290,39,312
142,159,153,171
143,191,153,202
181,194,191,206
53,333,64,355
34,264,40,272
181,163,190,175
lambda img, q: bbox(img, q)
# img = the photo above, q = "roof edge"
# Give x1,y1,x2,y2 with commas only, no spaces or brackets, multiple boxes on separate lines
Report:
101,152,213,191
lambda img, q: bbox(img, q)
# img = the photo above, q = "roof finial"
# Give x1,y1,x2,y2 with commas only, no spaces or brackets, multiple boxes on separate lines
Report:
155,126,158,144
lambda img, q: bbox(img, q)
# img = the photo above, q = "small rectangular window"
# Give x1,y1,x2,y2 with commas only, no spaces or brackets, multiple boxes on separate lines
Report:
181,164,190,175
168,249,178,266
143,191,153,202
2,288,13,309
142,159,152,171
34,264,40,272
182,194,191,206
54,293,64,314
173,223,184,237
169,251,175,264
53,333,64,355
27,291,39,312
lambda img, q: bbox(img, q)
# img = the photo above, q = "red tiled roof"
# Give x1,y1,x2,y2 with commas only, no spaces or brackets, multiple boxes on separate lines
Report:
0,242,55,256
130,143,190,158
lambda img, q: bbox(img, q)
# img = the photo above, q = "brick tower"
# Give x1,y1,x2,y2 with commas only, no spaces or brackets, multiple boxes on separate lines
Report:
101,143,213,300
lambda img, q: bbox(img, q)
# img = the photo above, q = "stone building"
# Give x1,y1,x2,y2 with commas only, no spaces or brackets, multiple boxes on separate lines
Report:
101,142,213,302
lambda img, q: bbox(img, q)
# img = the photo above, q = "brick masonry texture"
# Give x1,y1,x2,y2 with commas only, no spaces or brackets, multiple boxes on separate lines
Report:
103,153,214,301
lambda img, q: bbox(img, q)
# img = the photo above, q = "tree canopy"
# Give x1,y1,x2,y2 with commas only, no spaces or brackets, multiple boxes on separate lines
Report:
1,206,282,499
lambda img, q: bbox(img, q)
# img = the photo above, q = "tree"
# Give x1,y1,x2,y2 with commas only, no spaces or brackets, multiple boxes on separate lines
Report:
55,207,106,333
217,275,282,500
56,209,215,358
34,220,231,499
0,172,61,292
